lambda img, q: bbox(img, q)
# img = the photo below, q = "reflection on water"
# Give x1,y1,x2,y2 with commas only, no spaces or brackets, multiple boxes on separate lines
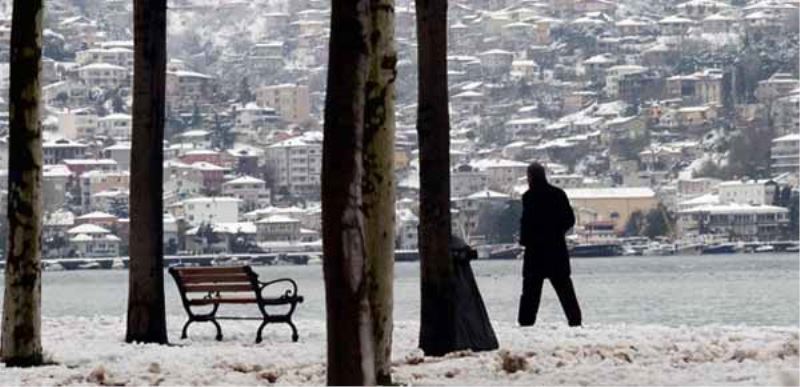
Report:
0,253,797,327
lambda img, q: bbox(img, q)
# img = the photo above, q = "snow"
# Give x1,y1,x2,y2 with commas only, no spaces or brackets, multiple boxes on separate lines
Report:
565,187,656,199
0,317,796,386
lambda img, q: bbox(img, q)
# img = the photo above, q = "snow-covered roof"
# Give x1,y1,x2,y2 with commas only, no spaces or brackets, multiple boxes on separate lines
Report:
99,113,131,121
78,63,126,71
182,197,241,205
224,175,266,185
679,193,720,207
679,203,790,215
659,15,696,24
187,222,257,235
470,158,528,169
191,162,227,171
465,190,511,199
68,223,111,234
773,133,800,143
565,187,656,199
168,70,213,79
76,211,117,220
256,215,301,224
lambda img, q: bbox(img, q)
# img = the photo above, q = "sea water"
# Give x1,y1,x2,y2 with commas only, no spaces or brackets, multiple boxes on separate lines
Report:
0,253,797,327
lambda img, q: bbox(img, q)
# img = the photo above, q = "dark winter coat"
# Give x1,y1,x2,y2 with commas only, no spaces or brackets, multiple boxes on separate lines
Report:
519,174,576,278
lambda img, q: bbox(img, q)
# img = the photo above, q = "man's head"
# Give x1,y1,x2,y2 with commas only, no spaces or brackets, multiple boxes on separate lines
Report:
527,162,547,189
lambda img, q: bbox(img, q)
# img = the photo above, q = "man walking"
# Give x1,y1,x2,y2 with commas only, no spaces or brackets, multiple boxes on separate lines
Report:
518,162,582,327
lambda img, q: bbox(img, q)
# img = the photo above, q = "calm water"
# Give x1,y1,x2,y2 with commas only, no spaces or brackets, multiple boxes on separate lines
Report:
0,253,797,327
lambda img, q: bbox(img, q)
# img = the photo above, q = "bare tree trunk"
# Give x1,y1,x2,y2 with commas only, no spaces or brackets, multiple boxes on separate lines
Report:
322,0,376,384
415,0,456,357
126,0,167,344
363,0,397,382
1,0,45,367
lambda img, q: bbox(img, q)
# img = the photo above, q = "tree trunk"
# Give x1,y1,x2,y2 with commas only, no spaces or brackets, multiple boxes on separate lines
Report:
1,0,45,367
322,0,375,384
126,0,168,344
363,0,397,383
415,0,456,357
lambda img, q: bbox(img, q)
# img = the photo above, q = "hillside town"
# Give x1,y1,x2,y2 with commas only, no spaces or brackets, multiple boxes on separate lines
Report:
0,0,797,261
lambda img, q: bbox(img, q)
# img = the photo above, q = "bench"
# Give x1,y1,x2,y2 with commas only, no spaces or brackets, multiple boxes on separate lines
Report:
169,265,304,343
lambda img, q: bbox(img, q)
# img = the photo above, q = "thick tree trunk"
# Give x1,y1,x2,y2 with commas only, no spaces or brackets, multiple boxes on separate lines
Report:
1,0,45,367
322,0,376,384
126,0,168,344
363,0,397,383
415,0,456,357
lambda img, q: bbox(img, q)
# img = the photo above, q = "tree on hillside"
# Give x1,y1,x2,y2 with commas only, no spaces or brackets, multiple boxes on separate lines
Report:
321,0,375,383
644,207,672,239
126,0,168,345
624,210,645,237
238,76,254,103
2,0,46,367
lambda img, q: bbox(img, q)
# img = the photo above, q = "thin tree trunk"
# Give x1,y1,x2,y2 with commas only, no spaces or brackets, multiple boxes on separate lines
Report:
322,0,375,384
126,0,168,344
415,0,456,357
1,0,45,367
363,0,397,382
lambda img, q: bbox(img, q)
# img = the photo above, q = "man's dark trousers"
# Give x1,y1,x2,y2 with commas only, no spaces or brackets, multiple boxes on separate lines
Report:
518,275,582,326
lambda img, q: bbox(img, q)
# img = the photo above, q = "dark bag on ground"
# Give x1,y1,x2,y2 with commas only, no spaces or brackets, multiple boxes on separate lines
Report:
450,235,499,352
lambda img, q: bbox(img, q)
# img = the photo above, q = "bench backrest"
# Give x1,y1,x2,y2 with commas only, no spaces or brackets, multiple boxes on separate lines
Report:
169,266,259,297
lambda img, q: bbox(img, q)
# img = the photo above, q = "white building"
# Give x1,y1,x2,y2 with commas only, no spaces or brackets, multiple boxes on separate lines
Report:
59,109,98,140
255,84,311,123
677,203,789,241
504,117,547,139
469,158,529,192
76,63,129,89
718,180,776,206
396,208,419,250
264,134,322,198
76,47,134,69
222,175,271,210
451,164,489,198
182,197,241,226
770,133,800,175
97,113,132,140
256,215,301,242
477,49,514,77
67,223,121,257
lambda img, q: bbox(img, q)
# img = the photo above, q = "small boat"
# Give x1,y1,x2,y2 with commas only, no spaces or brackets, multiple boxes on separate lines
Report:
702,243,739,255
569,243,623,258
488,245,523,260
77,261,102,270
754,244,775,253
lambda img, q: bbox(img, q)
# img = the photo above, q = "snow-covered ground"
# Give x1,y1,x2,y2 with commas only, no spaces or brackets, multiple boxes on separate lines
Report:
1,316,797,386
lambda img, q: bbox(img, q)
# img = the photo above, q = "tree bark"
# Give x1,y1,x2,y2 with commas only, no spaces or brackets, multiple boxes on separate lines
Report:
322,0,376,384
1,0,45,367
126,0,168,344
415,0,456,357
363,0,397,383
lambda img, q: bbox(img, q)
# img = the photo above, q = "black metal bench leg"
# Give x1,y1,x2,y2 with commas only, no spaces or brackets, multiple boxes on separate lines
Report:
287,320,299,342
181,319,193,339
256,320,268,344
211,319,223,341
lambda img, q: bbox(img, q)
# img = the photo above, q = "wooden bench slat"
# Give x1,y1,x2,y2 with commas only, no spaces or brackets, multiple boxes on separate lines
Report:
180,274,252,283
188,297,258,305
187,297,300,306
173,266,248,275
183,284,254,292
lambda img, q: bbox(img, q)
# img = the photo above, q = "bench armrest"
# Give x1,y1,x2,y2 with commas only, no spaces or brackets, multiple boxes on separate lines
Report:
258,278,302,302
